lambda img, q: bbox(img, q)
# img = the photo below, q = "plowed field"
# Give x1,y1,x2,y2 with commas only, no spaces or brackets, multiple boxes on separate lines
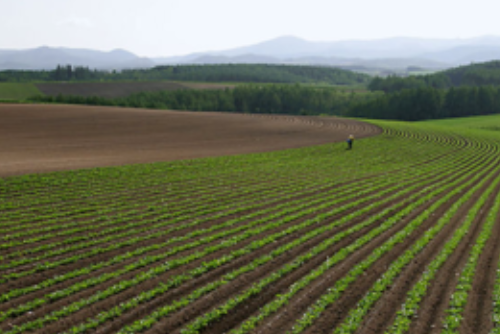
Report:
0,104,380,177
2,108,500,334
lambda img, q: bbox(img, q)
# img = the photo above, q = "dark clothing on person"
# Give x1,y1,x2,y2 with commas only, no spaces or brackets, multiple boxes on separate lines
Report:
347,138,353,149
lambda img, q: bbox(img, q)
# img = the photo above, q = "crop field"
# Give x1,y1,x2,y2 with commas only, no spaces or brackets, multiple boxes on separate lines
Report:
2,112,500,333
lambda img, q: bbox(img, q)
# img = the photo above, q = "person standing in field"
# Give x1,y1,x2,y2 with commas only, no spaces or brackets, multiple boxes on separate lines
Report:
347,134,354,150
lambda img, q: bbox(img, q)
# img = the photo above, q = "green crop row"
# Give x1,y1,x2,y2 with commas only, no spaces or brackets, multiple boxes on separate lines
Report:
1,125,474,276
65,146,491,333
181,167,473,334
1,161,414,282
386,171,500,334
333,166,500,334
441,188,500,333
4,116,500,333
1,170,431,324
1,172,342,265
231,151,497,334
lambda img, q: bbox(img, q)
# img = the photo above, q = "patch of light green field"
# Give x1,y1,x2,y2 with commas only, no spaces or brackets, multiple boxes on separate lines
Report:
419,113,500,132
0,83,42,101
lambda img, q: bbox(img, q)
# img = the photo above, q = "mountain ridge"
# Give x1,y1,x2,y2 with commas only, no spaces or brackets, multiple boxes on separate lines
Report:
152,35,500,70
3,36,500,72
0,46,154,71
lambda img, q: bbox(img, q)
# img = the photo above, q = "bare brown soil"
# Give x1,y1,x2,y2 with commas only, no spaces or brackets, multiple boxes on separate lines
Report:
0,104,380,177
35,81,234,98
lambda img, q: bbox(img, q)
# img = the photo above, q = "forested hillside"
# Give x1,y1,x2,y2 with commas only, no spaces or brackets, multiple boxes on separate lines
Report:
30,84,381,116
347,86,500,121
0,64,370,85
348,60,500,121
369,60,500,93
12,61,500,122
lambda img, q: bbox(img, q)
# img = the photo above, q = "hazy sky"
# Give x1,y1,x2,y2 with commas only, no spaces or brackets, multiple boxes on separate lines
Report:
2,0,500,57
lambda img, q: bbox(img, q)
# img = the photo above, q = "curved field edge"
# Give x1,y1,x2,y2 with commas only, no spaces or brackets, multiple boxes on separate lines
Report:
2,116,500,334
0,105,381,177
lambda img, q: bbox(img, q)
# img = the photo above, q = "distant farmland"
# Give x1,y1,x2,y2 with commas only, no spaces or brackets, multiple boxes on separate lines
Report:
36,81,235,98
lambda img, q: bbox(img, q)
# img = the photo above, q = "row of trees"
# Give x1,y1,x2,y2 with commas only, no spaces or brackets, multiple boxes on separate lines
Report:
0,64,370,85
51,65,106,81
348,86,500,121
368,74,451,93
0,66,104,82
30,84,381,116
119,65,370,85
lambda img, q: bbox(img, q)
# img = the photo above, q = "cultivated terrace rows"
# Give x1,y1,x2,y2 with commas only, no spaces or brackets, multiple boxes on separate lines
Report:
1,120,500,334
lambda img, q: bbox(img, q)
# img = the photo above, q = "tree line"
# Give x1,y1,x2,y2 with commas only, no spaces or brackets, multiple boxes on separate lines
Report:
368,74,451,93
0,66,104,82
0,64,370,86
120,65,370,85
30,84,381,116
347,86,500,121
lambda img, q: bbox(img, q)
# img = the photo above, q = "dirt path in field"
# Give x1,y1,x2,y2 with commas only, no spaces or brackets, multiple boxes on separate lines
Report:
0,104,381,177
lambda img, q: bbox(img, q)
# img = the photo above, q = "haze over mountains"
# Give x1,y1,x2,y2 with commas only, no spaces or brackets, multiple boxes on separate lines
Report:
155,36,500,70
0,47,154,71
3,36,500,72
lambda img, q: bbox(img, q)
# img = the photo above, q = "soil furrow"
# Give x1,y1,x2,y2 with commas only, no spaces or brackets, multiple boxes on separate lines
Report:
99,201,400,334
257,177,471,334
261,159,498,334
404,175,500,334
24,181,424,334
241,151,495,334
460,201,500,334
0,175,398,301
349,172,500,334
148,171,468,334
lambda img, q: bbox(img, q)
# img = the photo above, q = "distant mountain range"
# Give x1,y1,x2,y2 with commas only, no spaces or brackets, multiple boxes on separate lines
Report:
4,36,500,72
0,47,154,71
153,36,500,71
